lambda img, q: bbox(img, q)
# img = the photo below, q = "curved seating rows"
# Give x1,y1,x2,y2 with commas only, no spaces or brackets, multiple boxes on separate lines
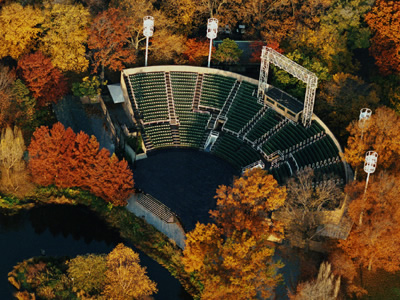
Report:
126,70,346,183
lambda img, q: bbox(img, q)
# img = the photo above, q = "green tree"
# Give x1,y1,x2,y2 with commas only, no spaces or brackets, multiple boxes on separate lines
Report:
213,38,243,65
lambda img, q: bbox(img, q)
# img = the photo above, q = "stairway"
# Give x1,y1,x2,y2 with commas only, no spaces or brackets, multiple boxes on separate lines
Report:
165,72,178,125
240,106,270,137
192,73,203,111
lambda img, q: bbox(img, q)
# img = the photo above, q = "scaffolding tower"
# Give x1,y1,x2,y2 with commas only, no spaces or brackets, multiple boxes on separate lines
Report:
258,47,318,127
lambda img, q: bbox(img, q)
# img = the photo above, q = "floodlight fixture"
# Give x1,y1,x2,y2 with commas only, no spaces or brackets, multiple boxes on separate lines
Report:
143,16,154,67
359,108,372,122
207,18,218,68
359,150,378,225
359,108,372,133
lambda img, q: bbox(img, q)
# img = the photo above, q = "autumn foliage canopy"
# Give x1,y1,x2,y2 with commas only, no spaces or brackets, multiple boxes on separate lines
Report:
17,52,68,107
28,123,134,205
183,169,286,300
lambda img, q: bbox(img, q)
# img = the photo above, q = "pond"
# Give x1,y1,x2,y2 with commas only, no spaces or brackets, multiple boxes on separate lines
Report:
0,205,192,300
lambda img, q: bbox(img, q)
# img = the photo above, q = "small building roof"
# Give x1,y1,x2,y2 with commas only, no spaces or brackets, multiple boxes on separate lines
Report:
107,83,125,104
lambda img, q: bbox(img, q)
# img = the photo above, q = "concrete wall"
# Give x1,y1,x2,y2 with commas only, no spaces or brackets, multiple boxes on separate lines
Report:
126,194,186,249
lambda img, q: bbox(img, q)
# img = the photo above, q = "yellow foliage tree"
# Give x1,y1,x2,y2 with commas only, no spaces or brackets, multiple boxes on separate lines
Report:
0,4,44,59
40,3,90,73
183,169,285,299
103,243,157,299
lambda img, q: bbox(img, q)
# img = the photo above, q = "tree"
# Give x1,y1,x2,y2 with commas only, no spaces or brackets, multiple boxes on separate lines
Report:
28,122,77,187
249,40,283,63
88,8,135,81
0,65,16,128
17,52,68,107
103,243,157,299
28,123,134,205
184,38,212,66
109,0,156,54
343,106,400,172
0,126,32,197
160,0,196,34
213,38,243,65
365,0,400,75
289,262,341,300
210,168,286,239
150,28,187,64
338,172,400,273
317,73,380,139
0,4,44,59
183,169,285,299
40,3,90,73
279,168,343,246
67,254,107,296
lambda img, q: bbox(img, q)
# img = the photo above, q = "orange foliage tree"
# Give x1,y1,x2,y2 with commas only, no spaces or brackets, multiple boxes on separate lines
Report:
88,8,135,81
210,168,286,239
338,172,400,273
28,123,134,205
343,106,400,173
17,52,68,107
365,0,400,75
183,38,212,66
182,169,286,299
249,40,283,63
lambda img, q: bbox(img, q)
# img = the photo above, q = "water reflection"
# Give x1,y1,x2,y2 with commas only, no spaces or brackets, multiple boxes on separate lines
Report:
0,206,191,300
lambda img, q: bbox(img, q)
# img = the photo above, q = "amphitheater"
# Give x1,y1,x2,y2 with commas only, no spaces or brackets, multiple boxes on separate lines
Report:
118,63,350,186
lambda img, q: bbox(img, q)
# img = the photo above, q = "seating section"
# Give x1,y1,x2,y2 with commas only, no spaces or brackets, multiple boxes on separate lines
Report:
224,82,263,132
129,72,169,122
125,71,346,183
170,72,209,147
178,112,209,148
246,109,282,142
143,124,174,148
261,121,324,155
269,163,292,184
199,74,236,109
212,133,261,169
170,72,197,113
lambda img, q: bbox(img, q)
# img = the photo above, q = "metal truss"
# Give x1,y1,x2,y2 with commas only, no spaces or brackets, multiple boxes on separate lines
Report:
258,47,318,127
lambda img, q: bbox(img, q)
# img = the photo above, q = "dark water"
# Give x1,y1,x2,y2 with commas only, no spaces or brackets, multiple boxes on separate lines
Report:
0,205,191,300
133,149,239,231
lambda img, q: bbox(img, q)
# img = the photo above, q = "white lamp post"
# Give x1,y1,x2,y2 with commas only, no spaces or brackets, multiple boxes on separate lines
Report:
359,108,372,139
364,151,378,193
143,16,154,67
354,108,372,180
207,18,218,68
359,150,378,225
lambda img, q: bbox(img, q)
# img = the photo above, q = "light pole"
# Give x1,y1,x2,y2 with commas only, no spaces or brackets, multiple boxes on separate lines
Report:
359,150,378,225
354,108,372,180
359,108,372,140
143,16,154,67
207,18,218,68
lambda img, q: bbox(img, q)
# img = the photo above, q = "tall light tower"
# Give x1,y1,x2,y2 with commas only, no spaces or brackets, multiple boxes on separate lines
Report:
359,108,372,140
207,18,218,68
359,150,378,225
143,16,154,67
354,108,372,180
